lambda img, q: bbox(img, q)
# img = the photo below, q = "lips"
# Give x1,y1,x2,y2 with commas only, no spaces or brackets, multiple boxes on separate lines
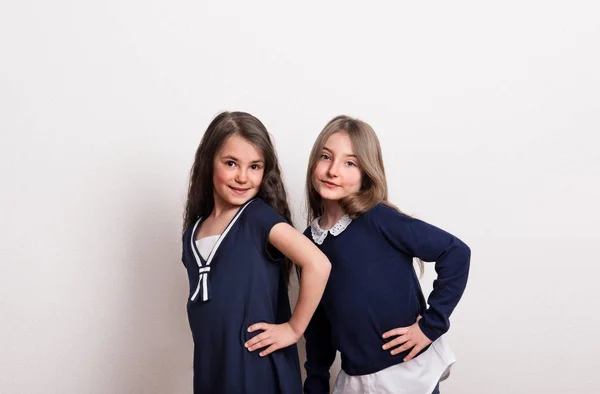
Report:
321,180,340,188
229,186,250,195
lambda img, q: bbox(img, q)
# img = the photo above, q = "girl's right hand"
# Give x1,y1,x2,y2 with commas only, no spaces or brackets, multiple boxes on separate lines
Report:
244,322,301,357
381,316,432,362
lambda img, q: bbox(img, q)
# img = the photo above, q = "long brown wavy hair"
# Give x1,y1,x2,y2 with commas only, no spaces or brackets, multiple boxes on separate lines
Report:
183,111,294,284
305,115,424,276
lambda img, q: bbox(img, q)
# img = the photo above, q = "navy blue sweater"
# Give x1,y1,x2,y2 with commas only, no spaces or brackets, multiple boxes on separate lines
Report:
303,204,470,393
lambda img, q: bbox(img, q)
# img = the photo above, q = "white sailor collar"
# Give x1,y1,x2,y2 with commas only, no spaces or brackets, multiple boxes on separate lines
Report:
310,214,352,245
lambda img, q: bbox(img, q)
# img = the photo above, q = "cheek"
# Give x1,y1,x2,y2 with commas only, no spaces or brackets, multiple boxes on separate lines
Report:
213,165,230,186
347,170,363,191
250,171,264,186
313,162,326,179
254,172,265,187
311,167,322,187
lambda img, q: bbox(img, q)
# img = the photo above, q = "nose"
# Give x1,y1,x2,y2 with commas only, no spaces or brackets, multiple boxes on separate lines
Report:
235,168,248,183
327,160,340,178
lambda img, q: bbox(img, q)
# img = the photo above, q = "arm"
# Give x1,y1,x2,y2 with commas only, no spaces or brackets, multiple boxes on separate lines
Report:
270,222,331,335
405,218,471,341
377,205,471,359
245,222,331,356
303,303,336,393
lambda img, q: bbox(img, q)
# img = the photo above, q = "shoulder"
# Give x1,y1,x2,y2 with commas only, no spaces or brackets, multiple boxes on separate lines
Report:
244,197,281,219
365,203,411,224
239,198,271,220
245,198,276,215
242,198,287,230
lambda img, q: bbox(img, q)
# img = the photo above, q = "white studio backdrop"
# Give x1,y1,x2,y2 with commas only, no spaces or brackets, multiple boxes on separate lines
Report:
1,1,599,393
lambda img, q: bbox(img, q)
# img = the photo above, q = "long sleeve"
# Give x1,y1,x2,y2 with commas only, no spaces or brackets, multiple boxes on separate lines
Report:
303,302,336,394
372,204,471,341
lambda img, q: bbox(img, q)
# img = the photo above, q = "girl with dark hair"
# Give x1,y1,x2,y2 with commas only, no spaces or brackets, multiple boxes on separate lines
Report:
182,111,330,394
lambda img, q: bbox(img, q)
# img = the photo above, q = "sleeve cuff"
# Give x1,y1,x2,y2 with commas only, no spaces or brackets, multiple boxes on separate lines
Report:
418,313,448,342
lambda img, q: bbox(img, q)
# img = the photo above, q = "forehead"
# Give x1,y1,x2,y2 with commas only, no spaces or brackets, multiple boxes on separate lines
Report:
323,132,355,155
218,135,263,160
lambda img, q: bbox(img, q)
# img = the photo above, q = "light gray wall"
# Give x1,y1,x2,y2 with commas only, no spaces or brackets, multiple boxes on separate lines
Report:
1,1,599,393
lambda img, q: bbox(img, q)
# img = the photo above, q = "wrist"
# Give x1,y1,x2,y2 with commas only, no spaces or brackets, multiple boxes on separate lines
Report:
286,320,305,340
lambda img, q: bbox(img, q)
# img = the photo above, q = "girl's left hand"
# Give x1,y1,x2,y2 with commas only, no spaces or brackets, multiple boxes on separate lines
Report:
381,317,432,362
244,322,301,357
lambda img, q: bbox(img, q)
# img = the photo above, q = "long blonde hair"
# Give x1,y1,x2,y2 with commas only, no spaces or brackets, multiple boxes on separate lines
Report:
305,115,424,276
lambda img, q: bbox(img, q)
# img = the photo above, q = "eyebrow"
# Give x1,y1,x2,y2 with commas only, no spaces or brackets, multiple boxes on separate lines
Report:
221,155,264,164
322,146,358,158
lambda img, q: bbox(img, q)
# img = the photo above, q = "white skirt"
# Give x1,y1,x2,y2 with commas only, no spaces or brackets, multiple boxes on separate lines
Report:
332,336,455,394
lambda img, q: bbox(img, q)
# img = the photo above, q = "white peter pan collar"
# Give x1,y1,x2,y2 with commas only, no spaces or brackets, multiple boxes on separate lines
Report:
310,214,352,245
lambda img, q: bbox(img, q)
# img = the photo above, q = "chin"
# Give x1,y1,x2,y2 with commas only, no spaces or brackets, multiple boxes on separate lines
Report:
227,191,259,206
316,188,345,201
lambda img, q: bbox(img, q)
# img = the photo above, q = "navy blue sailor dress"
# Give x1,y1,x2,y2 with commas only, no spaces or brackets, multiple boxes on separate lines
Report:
181,198,302,394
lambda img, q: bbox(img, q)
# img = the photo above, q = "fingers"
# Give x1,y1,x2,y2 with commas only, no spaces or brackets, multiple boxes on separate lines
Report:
244,322,297,356
245,331,269,349
390,340,415,355
245,322,272,350
382,334,409,350
247,337,276,352
404,345,423,362
259,343,280,357
247,322,269,333
382,327,410,339
382,321,431,359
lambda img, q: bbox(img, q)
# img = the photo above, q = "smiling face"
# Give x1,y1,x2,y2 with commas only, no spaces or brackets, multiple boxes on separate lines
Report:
311,131,363,202
212,134,265,208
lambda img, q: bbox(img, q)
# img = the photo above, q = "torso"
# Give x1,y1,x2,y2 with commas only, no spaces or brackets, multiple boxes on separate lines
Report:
181,198,302,393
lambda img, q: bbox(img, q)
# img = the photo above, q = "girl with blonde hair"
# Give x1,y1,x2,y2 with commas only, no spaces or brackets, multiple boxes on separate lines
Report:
303,115,471,394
